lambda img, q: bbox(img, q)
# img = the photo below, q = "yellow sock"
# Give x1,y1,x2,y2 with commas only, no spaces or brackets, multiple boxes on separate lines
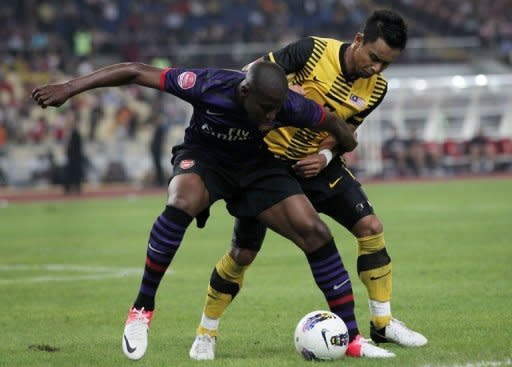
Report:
203,285,235,320
197,252,248,335
357,233,392,328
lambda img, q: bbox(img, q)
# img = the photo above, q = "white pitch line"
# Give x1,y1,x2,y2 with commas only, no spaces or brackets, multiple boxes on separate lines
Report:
0,264,137,272
0,263,172,284
421,359,512,367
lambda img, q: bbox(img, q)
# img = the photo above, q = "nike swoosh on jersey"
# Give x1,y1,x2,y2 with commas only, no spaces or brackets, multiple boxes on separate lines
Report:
313,76,327,85
328,177,342,189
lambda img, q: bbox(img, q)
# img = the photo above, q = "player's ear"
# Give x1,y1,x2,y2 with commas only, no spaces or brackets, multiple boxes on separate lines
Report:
239,81,250,97
353,32,364,45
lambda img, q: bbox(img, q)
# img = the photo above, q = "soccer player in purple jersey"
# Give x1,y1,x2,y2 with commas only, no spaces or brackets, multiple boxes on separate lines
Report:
32,61,358,360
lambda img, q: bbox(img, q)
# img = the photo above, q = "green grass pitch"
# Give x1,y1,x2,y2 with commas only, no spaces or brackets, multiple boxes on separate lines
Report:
1,178,511,367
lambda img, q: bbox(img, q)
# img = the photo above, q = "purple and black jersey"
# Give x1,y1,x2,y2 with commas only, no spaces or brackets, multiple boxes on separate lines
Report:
159,67,326,168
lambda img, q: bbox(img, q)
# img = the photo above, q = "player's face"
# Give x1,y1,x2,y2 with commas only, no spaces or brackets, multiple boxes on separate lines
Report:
351,33,402,78
243,88,285,130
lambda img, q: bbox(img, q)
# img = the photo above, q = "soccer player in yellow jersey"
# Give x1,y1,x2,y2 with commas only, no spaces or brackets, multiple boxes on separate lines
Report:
190,10,427,360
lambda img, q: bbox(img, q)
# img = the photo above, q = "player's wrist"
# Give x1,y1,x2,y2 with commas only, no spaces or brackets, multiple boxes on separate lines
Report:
318,149,333,165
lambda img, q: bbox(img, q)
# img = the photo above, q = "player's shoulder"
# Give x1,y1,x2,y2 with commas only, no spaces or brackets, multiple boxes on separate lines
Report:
309,36,343,50
310,36,343,47
193,67,245,88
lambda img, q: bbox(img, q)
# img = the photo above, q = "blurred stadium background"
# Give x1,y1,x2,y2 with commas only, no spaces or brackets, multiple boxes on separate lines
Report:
0,0,511,190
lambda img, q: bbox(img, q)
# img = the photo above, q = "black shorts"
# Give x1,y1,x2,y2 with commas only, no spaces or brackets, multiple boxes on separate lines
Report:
297,157,374,229
171,144,304,218
233,156,374,252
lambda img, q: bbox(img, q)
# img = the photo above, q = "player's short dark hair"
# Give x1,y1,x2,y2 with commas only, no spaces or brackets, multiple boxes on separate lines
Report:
363,9,408,50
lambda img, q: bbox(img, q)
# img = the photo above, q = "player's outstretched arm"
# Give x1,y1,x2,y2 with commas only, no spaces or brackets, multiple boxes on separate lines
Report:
32,62,164,108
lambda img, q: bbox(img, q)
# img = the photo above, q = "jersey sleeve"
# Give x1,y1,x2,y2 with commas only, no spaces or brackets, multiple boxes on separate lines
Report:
159,67,203,103
277,89,326,128
264,37,315,74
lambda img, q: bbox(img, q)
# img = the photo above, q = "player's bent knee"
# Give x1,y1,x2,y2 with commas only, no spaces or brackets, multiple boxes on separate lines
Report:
229,247,257,266
300,218,332,245
352,215,383,237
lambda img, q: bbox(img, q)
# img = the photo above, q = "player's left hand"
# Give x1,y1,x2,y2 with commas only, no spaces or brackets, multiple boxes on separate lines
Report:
31,82,72,108
292,154,327,178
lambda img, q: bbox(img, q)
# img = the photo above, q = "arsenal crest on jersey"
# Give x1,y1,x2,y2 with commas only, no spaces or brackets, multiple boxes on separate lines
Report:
177,71,197,90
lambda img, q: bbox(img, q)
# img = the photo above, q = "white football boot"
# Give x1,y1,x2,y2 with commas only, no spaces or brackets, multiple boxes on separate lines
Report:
122,307,154,360
189,334,216,360
346,335,396,358
370,318,428,347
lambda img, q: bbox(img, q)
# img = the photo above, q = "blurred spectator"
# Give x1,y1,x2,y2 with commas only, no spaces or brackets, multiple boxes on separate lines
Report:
89,101,103,141
102,161,128,183
467,128,496,173
405,128,428,177
149,116,167,187
74,28,93,58
30,150,62,186
31,116,49,143
0,121,7,154
424,141,444,176
0,120,7,186
64,118,85,194
382,125,408,176
0,167,6,186
114,104,137,140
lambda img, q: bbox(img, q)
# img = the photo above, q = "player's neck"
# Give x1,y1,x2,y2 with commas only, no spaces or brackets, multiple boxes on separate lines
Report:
343,44,357,80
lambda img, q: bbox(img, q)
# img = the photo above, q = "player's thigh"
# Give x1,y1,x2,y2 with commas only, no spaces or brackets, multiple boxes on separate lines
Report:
169,146,236,215
258,194,331,252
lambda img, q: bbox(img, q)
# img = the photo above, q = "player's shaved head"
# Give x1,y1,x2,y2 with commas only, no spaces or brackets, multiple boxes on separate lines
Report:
245,61,288,100
237,61,289,127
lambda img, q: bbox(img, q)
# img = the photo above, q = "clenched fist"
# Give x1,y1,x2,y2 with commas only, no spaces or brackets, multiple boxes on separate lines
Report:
31,82,72,108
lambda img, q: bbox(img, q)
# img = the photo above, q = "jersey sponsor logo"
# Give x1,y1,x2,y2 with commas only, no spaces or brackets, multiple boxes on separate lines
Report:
179,159,195,169
177,71,197,90
201,123,251,141
328,177,342,189
348,93,366,109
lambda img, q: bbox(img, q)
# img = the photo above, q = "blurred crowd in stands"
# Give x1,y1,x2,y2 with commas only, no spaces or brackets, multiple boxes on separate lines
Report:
381,126,512,178
0,0,511,190
379,0,512,64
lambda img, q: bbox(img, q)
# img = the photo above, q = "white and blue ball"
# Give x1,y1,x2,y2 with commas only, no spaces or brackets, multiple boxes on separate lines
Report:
294,310,349,360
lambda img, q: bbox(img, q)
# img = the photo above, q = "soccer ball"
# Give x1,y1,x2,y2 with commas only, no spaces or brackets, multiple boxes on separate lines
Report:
294,310,349,361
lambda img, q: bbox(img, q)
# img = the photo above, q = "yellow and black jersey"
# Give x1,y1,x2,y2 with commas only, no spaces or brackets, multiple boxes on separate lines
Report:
264,36,387,161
